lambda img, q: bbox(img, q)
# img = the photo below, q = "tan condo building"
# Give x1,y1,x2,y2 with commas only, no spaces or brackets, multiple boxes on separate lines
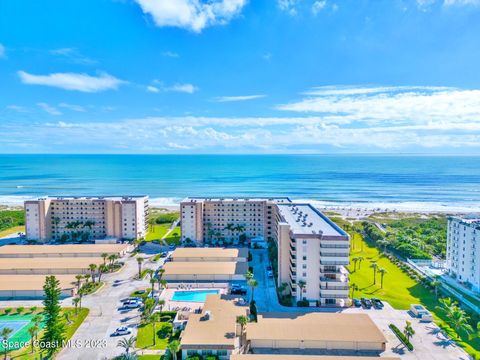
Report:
181,198,350,306
25,196,149,242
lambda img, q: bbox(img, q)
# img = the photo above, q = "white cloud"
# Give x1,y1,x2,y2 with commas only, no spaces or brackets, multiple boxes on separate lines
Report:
50,48,96,65
0,43,5,58
277,86,480,125
58,103,86,112
18,71,126,92
444,0,480,5
6,105,28,113
146,85,160,93
278,0,299,15
169,83,198,94
214,95,266,102
312,0,327,15
163,51,180,58
135,0,247,33
37,102,62,116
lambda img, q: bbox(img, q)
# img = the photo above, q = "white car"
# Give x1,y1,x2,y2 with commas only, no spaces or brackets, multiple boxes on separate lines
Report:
267,270,273,277
122,300,141,309
111,327,132,336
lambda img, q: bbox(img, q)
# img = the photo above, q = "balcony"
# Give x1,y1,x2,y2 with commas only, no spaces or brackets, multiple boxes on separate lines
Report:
320,284,349,290
320,276,348,283
320,252,349,257
320,260,349,266
319,292,349,299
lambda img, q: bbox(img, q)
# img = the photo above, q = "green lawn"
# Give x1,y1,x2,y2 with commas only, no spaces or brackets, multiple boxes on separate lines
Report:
349,231,433,309
349,231,480,358
138,355,164,360
136,322,173,350
0,225,25,238
146,224,170,242
164,226,181,245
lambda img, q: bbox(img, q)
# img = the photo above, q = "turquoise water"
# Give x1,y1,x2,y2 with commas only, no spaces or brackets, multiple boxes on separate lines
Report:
171,290,219,302
0,154,480,211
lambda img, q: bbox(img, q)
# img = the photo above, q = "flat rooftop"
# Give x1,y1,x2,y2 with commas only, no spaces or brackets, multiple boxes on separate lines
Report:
29,195,147,201
0,275,77,291
0,257,104,270
247,313,386,344
180,294,248,348
231,356,401,360
277,203,347,237
182,197,292,203
0,244,129,256
163,261,248,276
171,247,248,259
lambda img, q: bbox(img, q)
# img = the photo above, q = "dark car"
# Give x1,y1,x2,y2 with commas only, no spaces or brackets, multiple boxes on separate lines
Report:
361,297,373,309
230,285,247,295
266,265,272,271
371,298,384,309
353,298,362,307
159,252,167,258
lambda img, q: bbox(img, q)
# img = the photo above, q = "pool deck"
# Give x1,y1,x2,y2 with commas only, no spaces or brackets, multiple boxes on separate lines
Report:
161,287,227,313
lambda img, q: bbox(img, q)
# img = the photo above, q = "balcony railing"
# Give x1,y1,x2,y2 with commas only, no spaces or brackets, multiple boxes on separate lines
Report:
320,284,349,290
320,276,347,283
320,244,350,249
319,293,349,299
320,252,349,257
320,260,349,265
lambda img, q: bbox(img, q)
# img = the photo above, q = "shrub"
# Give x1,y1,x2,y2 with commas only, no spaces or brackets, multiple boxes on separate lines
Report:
155,213,179,224
297,300,309,307
389,324,414,351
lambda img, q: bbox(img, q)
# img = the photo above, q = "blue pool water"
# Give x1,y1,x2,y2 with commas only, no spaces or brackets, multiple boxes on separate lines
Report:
171,290,219,302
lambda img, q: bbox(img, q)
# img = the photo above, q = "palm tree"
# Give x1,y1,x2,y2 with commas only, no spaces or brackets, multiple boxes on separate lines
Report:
108,254,117,266
377,239,389,253
98,264,109,283
78,287,87,309
378,268,387,288
27,325,38,353
350,283,359,301
157,299,166,312
101,253,108,265
75,274,83,291
149,277,156,296
370,262,378,284
246,270,254,281
72,297,80,315
431,277,442,298
117,336,136,355
248,278,258,303
357,256,365,269
298,280,306,300
158,279,167,294
1,327,13,360
88,264,97,283
167,339,181,360
352,257,359,272
236,315,248,347
84,273,91,284
157,268,165,280
403,321,415,342
149,312,161,346
436,297,474,339
136,257,144,278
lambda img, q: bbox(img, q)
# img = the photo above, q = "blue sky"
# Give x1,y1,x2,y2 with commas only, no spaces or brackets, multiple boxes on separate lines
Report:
1,0,480,154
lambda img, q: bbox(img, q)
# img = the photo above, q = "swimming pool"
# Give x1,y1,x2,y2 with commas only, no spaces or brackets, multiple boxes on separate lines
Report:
171,290,219,302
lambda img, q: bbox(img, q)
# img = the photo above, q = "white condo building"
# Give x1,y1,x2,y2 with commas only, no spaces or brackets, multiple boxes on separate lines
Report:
446,216,480,293
180,197,350,306
25,196,149,242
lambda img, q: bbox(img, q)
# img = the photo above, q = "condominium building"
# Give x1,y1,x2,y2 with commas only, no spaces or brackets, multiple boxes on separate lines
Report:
446,216,480,292
25,196,149,242
276,203,350,306
180,197,291,244
181,197,350,306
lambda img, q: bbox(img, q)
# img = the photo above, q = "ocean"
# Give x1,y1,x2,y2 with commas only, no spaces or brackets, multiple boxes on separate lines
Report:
0,154,479,212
